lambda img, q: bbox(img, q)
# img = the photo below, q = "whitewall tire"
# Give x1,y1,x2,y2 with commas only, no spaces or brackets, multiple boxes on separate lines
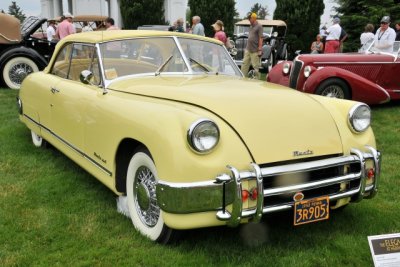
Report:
126,150,174,243
2,57,39,89
31,130,45,148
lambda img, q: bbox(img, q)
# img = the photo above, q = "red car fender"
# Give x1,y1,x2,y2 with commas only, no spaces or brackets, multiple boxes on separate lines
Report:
303,67,390,105
266,61,290,87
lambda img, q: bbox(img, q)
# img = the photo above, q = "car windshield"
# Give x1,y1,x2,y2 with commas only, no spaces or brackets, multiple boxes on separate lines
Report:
21,16,42,36
99,36,241,81
234,25,273,37
362,40,400,55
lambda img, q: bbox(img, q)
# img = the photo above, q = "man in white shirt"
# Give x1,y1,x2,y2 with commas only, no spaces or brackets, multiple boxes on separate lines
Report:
374,16,396,53
324,17,342,53
46,20,56,41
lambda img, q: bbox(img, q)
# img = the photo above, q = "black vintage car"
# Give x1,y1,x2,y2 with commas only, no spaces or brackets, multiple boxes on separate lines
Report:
0,13,107,89
0,14,56,89
232,19,288,77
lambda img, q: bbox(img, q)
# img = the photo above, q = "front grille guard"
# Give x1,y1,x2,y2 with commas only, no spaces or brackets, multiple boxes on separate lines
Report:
215,146,380,227
289,59,303,89
156,146,380,227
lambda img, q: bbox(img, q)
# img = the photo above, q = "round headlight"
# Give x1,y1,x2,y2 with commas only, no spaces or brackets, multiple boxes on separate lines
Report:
282,62,291,74
304,66,312,78
187,119,220,153
348,104,371,133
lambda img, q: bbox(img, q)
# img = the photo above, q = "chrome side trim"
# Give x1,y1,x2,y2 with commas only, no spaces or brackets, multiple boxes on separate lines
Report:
23,114,112,176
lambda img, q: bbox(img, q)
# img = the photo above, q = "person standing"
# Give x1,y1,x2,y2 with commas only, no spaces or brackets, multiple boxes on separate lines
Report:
395,21,400,41
360,24,375,46
324,17,342,53
191,16,205,36
374,16,396,53
46,20,57,41
240,13,263,79
81,21,93,32
105,17,120,30
55,12,75,39
310,34,324,54
175,18,185,33
212,20,227,45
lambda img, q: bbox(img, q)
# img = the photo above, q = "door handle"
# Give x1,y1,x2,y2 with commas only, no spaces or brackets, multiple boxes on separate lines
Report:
50,87,60,94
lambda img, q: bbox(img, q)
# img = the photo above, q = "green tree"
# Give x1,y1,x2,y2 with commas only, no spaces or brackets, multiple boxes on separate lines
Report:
274,0,324,58
250,3,270,19
8,1,25,22
333,0,400,52
188,0,236,37
120,0,166,29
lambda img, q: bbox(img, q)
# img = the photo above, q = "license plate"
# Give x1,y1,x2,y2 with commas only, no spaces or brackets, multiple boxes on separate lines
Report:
294,196,329,226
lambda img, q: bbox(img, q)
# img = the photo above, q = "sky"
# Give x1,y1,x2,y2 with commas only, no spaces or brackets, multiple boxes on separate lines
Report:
0,0,338,26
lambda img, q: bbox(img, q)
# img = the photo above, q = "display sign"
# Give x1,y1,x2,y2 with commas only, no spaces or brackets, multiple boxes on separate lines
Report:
368,233,400,267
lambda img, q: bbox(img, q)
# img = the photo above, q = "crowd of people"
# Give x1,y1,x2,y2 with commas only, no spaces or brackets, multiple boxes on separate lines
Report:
45,12,120,42
313,15,400,54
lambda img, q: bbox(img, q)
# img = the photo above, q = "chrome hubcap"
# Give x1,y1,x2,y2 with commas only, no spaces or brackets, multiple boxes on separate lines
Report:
321,85,345,99
9,63,34,86
134,166,159,227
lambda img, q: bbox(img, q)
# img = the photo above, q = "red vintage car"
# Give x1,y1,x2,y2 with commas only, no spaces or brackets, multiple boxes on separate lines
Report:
267,41,400,105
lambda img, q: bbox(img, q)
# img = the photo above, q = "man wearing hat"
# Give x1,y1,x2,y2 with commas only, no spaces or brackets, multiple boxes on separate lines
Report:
374,16,396,53
324,17,342,53
46,19,57,41
241,12,263,79
55,12,75,39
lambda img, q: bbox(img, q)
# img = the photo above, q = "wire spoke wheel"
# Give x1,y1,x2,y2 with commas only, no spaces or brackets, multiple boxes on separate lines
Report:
320,85,345,98
316,78,351,100
134,166,160,227
2,57,39,89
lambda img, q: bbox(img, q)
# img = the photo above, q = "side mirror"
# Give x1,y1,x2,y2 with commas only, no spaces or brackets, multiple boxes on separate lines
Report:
80,70,94,85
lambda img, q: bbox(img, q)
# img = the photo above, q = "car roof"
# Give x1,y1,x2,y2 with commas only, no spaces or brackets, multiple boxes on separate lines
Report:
0,13,21,44
59,30,220,44
235,19,287,27
52,15,108,22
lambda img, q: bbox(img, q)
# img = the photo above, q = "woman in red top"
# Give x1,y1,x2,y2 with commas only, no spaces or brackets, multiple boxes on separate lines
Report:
212,20,227,46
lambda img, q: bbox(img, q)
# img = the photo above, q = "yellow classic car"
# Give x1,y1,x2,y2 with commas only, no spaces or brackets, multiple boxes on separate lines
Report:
18,30,381,243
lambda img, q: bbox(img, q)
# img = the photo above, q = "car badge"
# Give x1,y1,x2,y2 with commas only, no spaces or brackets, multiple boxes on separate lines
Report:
293,150,314,157
293,192,305,202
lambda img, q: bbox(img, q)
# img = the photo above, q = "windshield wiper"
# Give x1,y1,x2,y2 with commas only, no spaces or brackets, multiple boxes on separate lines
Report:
189,57,212,73
155,55,173,76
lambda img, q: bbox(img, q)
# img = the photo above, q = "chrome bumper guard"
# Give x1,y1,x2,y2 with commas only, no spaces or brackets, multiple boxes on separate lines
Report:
156,146,380,227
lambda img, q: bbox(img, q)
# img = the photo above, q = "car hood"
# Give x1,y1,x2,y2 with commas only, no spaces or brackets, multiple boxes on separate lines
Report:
109,75,343,163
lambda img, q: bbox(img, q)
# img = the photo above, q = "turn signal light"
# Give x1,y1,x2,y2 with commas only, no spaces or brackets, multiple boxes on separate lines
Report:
250,188,258,200
242,190,249,202
367,168,375,180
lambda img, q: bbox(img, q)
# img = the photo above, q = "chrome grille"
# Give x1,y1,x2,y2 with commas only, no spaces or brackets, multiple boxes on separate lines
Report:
259,155,362,212
289,60,303,89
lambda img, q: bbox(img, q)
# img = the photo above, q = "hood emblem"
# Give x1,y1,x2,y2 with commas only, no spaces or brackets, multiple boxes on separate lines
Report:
293,150,313,157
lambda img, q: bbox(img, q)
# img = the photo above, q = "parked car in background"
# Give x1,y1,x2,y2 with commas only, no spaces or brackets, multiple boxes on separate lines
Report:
0,14,55,89
18,30,380,243
267,40,400,105
137,25,170,31
0,13,107,89
232,19,288,76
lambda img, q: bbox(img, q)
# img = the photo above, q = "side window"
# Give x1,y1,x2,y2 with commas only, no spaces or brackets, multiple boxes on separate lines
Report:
51,43,101,85
69,44,100,84
51,43,73,79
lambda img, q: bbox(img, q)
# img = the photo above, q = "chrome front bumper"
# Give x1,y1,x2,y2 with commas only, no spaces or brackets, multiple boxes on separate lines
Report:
156,146,380,227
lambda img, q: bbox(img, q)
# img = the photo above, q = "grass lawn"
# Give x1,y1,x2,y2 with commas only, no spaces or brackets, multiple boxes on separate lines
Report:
1,88,399,266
